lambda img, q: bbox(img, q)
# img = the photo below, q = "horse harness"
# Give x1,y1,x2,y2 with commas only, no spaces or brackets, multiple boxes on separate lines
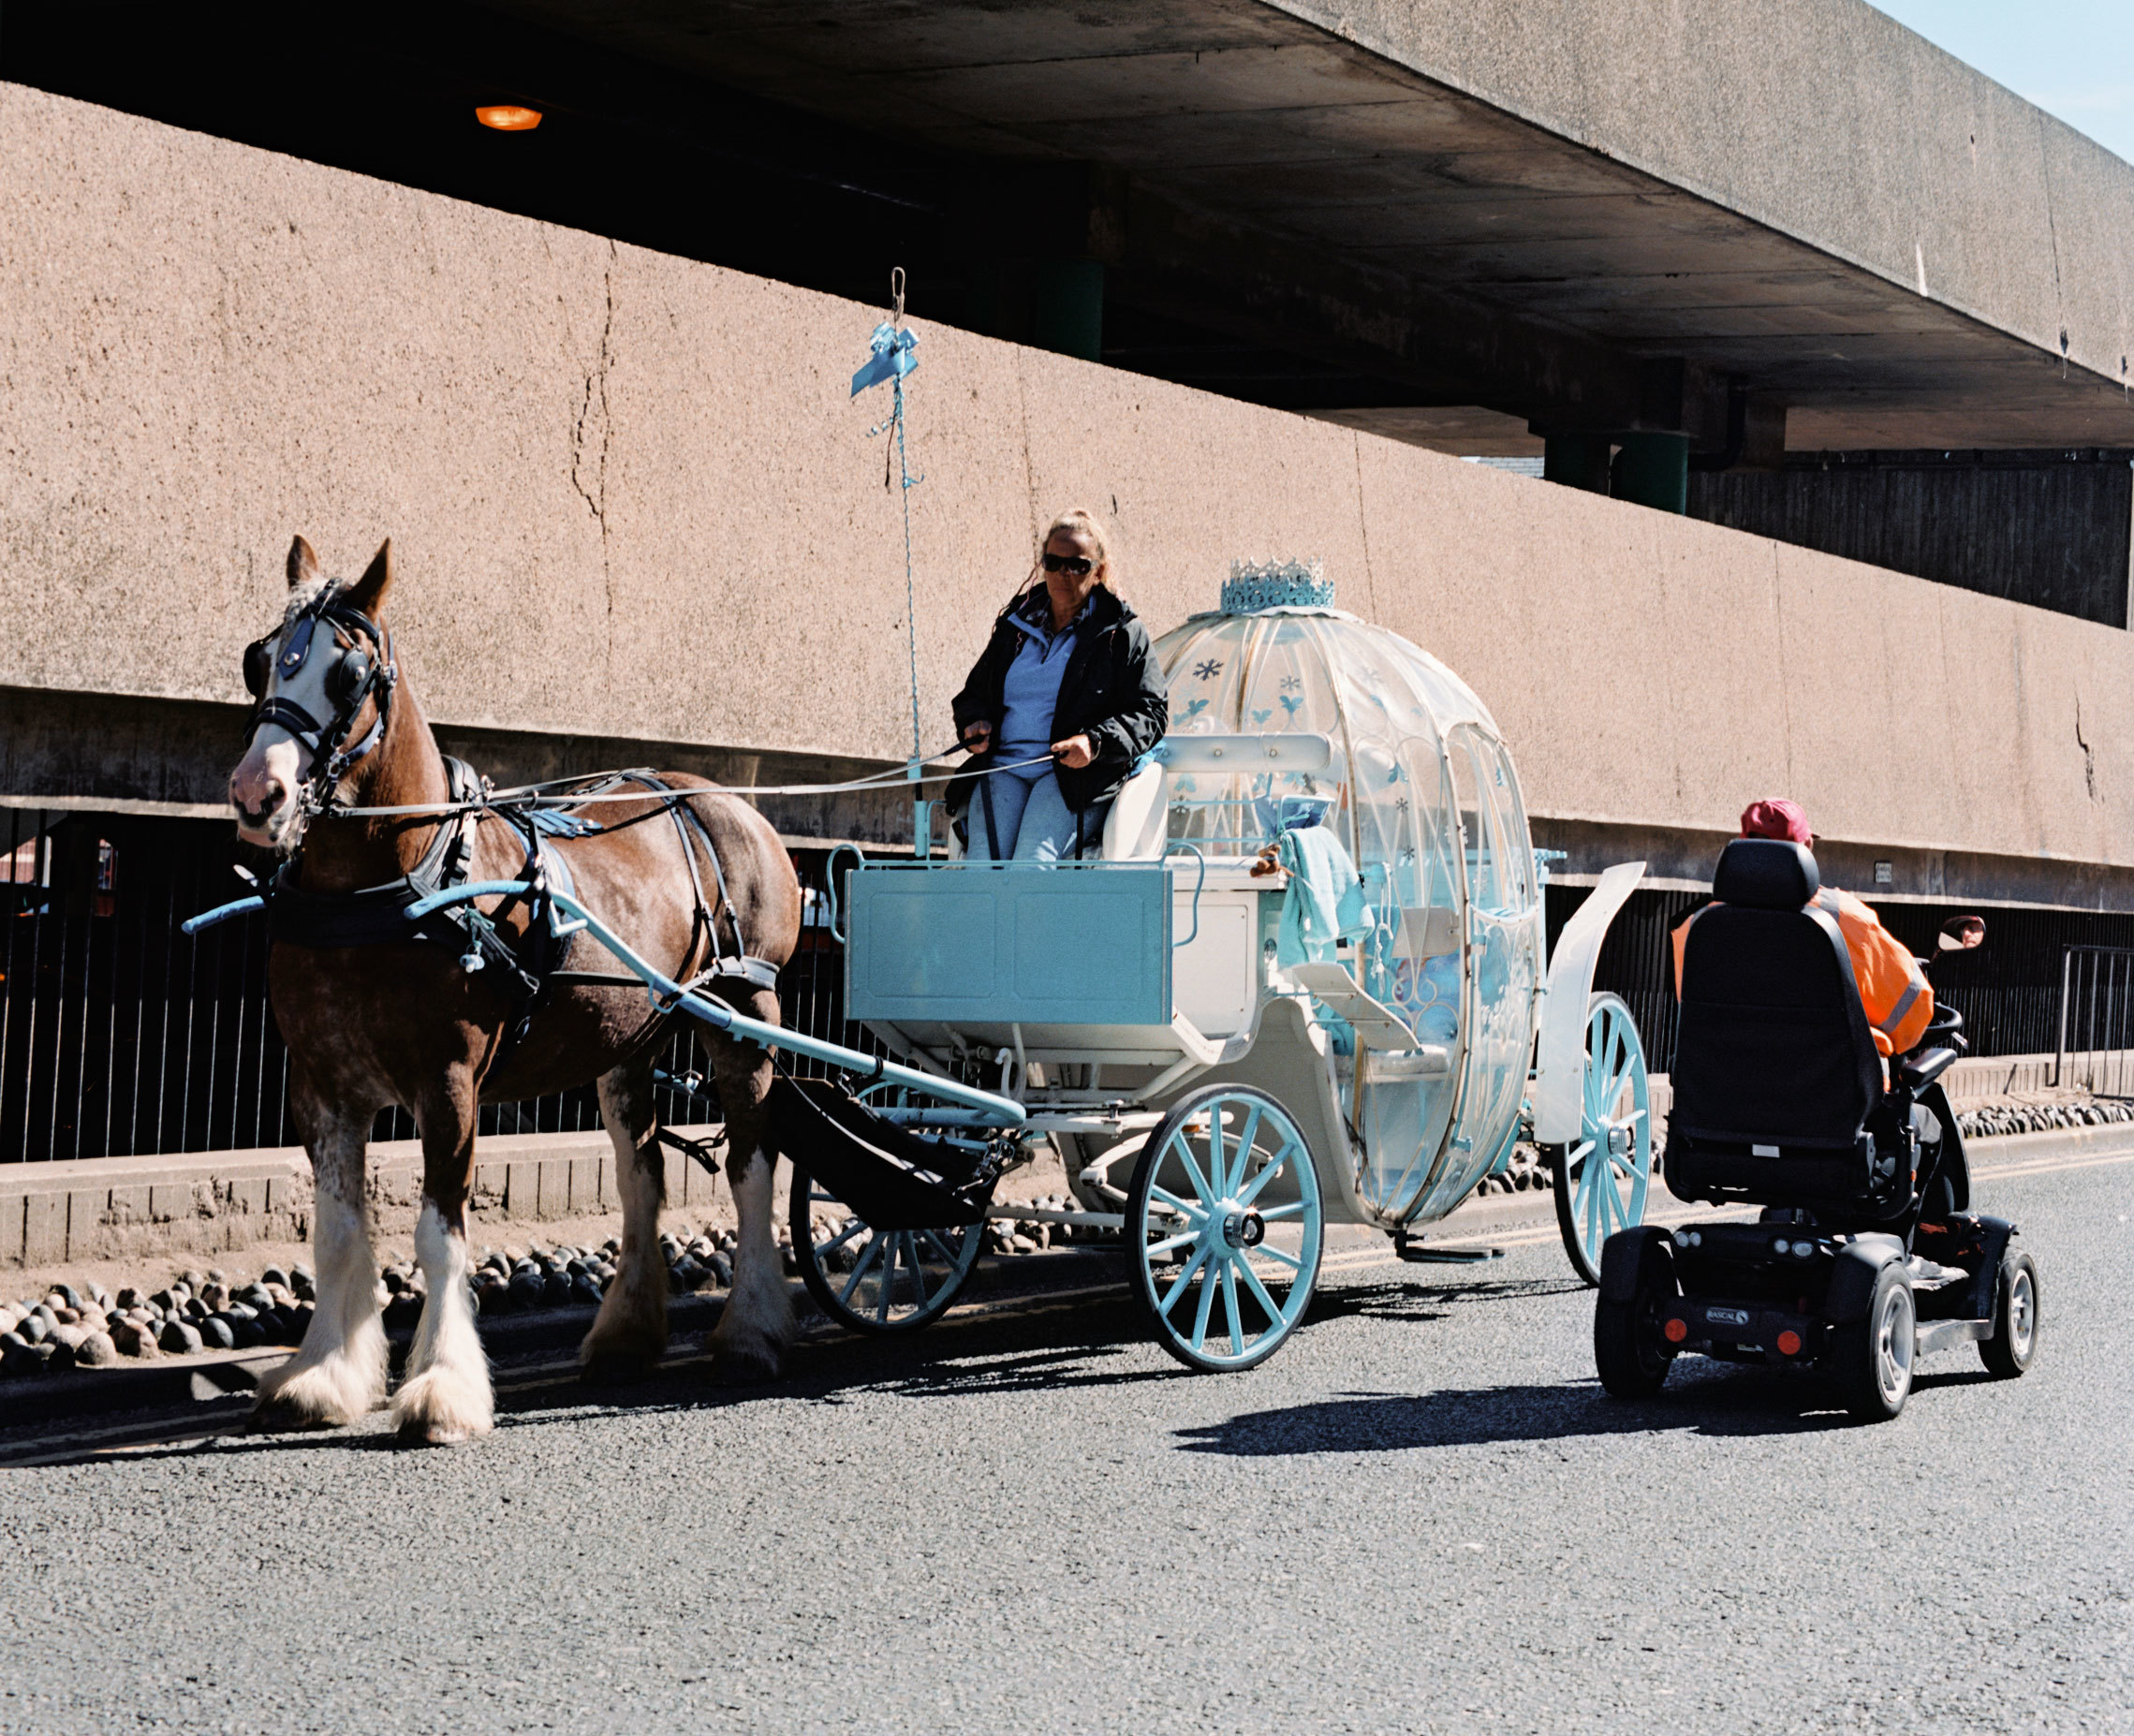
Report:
243,584,778,1068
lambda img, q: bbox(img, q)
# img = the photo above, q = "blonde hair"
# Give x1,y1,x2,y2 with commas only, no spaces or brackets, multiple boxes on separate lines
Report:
1031,508,1115,590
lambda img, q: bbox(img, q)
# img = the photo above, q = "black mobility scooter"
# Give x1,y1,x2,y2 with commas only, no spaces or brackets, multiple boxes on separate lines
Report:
1593,838,2039,1421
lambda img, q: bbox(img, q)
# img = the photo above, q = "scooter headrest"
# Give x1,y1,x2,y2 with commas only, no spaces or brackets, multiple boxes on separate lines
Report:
1712,837,1820,909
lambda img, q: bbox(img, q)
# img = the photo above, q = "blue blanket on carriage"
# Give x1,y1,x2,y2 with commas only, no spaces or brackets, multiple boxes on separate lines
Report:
1274,825,1370,969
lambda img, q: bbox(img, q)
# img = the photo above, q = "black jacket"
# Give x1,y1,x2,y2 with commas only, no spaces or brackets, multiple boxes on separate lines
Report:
948,584,1170,822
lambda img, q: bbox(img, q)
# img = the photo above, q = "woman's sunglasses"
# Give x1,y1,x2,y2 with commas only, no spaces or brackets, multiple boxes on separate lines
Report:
1042,552,1094,576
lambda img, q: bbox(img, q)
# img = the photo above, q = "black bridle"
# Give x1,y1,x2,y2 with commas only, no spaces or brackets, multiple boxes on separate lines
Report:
242,583,398,816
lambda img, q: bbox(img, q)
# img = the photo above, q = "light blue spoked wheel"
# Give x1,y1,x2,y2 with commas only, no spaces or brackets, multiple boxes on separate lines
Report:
1548,991,1653,1286
788,1166,987,1334
787,1083,986,1334
1126,1085,1323,1372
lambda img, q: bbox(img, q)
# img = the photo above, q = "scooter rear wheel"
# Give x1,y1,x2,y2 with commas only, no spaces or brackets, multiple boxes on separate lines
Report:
1979,1250,2039,1378
1594,1238,1677,1399
1836,1262,1916,1422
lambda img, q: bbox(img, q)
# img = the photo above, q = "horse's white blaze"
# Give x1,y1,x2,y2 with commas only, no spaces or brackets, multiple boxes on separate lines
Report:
254,1184,387,1426
712,1146,795,1374
230,733,305,847
229,581,338,850
391,1199,493,1441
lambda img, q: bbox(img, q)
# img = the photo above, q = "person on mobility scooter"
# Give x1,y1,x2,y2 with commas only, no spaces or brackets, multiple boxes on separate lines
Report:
1595,832,2039,1422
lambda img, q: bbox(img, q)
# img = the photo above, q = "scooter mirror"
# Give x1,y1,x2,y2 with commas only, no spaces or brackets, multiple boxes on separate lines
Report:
1937,915,1986,951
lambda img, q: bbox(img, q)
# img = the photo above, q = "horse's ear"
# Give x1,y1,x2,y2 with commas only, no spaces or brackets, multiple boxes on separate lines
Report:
346,539,395,617
287,536,322,589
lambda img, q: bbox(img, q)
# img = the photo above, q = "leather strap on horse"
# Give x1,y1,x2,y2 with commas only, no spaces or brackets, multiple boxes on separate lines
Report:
592,771,779,1006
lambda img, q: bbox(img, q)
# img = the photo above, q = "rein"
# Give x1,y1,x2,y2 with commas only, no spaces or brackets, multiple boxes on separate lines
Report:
302,748,1060,821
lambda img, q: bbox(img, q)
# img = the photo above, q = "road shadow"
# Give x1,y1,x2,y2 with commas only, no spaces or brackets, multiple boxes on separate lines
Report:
1304,1273,1587,1329
1174,1367,1862,1454
35,1267,1849,1465
7,1287,1179,1465
1913,1366,1998,1393
489,1287,1170,1429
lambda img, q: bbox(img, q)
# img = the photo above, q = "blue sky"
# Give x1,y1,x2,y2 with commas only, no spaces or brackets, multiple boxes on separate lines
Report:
1872,2,2134,163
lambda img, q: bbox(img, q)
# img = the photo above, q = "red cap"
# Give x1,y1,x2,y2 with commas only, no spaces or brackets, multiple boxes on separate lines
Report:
1740,799,1812,845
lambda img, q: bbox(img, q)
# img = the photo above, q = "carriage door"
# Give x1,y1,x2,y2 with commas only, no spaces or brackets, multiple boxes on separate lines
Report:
1429,728,1540,1214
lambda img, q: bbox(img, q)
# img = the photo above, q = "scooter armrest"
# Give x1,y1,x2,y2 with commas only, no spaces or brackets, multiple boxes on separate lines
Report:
1896,1046,1959,1091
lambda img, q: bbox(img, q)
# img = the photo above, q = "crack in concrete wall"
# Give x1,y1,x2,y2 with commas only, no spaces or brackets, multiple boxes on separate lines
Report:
570,240,617,619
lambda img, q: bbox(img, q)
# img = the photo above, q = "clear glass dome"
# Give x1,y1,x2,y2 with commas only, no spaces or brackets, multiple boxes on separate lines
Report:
1150,580,1543,1222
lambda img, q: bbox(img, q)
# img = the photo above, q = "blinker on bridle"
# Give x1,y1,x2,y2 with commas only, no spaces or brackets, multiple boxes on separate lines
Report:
242,581,397,814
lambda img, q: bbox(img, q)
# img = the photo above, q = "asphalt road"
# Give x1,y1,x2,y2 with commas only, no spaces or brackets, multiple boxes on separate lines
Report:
3,1151,2129,1736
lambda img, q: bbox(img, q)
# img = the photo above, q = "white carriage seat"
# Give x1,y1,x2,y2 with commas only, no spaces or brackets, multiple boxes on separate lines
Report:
1099,756,1170,860
1284,961,1451,1077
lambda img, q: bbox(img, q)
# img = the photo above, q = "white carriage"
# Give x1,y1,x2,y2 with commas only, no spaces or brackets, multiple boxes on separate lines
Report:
791,563,1655,1370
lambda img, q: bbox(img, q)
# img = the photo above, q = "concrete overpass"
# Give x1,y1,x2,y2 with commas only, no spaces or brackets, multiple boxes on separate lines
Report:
482,0,2134,459
1,0,2132,899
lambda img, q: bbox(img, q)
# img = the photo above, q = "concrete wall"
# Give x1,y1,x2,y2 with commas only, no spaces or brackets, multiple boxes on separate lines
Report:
1290,0,2134,400
5,82,2133,895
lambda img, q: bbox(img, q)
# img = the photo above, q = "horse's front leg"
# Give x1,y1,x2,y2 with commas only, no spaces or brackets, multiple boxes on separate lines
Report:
580,1055,670,1381
706,1002,796,1383
392,1066,493,1445
255,1069,389,1430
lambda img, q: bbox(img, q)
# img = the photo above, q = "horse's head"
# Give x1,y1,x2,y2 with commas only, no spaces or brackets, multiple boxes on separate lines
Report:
228,536,399,852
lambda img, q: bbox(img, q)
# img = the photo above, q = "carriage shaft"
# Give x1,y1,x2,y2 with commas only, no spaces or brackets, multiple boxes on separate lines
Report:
403,880,1027,1125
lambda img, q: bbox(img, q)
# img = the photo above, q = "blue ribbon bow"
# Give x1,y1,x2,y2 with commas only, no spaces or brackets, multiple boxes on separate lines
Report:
851,323,919,397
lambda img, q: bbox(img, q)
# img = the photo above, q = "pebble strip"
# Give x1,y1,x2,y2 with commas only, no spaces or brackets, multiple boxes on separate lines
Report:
1954,1096,2134,1139
0,1269,316,1379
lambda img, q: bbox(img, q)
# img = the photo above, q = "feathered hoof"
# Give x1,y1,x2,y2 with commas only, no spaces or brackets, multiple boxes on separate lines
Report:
389,1366,494,1447
393,1417,480,1449
249,1395,347,1434
250,1357,383,1433
577,1317,668,1385
706,1338,786,1386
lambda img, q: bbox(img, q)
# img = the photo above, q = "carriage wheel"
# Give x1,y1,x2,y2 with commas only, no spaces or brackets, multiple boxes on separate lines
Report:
787,1166,984,1335
1126,1085,1323,1373
1547,992,1653,1287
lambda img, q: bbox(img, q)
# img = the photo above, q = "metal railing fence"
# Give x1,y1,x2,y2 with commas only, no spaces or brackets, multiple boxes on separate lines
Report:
1545,886,2134,1078
0,807,873,1163
2054,945,2134,1096
9,802,2134,1162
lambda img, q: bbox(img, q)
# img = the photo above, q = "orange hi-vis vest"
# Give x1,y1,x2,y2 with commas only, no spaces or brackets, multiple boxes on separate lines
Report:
1671,886,1934,1058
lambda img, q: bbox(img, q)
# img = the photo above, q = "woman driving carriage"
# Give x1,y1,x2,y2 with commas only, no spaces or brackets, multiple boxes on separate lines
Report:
948,509,1169,860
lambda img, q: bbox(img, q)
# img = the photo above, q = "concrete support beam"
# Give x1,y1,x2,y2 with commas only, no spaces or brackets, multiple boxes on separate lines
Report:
1612,434,1690,514
1032,258,1104,362
1543,434,1612,494
1110,179,1658,432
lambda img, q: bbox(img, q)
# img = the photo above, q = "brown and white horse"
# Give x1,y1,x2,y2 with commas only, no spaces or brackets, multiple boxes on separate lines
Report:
228,536,802,1443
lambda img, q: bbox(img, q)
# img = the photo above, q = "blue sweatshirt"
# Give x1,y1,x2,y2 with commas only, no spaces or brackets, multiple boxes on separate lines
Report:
996,596,1091,763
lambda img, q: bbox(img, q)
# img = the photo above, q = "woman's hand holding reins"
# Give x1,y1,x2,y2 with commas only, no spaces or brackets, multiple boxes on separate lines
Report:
1051,734,1096,771
960,720,993,755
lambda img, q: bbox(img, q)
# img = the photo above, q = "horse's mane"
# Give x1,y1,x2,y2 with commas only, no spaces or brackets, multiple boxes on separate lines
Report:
283,576,334,626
